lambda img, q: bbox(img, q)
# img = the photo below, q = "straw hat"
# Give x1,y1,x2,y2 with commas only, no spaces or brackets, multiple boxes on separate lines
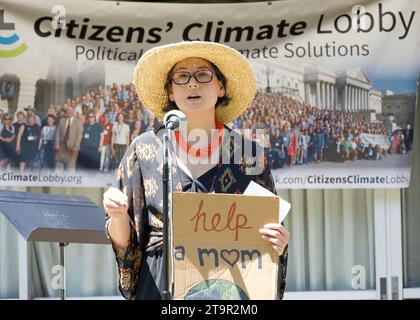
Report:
133,41,256,124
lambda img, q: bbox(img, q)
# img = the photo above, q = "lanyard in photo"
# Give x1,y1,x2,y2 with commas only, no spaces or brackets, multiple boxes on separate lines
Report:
116,123,124,136
44,126,52,137
43,126,54,143
26,126,37,141
84,124,94,139
26,126,33,136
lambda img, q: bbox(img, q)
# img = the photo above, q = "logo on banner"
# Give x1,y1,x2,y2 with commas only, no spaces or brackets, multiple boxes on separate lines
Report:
0,10,28,58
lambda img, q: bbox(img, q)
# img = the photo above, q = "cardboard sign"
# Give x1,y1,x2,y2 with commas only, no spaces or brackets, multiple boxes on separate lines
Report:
171,192,279,300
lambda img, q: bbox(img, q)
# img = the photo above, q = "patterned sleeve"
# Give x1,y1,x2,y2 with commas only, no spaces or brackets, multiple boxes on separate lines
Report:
251,145,288,300
105,140,144,300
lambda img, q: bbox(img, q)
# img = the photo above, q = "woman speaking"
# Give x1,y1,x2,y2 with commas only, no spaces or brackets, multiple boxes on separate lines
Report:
103,41,289,300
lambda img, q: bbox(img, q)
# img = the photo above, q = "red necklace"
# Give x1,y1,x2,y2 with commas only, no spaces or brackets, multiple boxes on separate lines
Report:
174,119,224,157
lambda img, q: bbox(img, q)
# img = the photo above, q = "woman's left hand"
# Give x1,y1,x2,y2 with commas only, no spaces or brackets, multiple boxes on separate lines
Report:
259,223,289,256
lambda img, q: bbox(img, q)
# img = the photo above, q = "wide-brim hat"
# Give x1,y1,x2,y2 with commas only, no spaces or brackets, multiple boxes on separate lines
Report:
133,41,256,124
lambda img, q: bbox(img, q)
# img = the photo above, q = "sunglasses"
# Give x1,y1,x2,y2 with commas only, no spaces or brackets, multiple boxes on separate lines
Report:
171,69,213,85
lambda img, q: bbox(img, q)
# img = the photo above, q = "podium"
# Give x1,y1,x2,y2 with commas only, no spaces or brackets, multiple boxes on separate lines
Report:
0,190,109,300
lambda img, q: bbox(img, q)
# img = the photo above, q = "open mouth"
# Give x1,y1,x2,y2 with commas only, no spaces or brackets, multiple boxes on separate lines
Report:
187,95,202,101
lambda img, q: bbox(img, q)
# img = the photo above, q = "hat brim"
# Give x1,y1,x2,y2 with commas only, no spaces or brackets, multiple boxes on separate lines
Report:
133,41,256,124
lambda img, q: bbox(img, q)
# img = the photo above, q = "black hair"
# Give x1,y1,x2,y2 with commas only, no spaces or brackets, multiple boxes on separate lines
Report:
163,60,230,113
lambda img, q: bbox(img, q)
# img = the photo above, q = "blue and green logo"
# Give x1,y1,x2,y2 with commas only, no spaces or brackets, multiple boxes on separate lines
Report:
0,10,28,58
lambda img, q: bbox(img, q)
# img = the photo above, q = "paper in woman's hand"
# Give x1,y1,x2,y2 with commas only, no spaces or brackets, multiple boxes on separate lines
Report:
244,181,291,223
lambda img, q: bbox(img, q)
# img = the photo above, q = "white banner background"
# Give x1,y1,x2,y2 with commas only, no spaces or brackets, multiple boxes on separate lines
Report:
0,0,418,188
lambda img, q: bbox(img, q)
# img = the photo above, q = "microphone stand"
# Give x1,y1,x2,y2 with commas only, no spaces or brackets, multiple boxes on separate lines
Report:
161,110,185,300
162,127,174,300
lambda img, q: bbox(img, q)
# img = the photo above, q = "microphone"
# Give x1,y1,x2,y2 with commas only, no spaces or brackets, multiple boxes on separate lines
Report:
163,110,186,130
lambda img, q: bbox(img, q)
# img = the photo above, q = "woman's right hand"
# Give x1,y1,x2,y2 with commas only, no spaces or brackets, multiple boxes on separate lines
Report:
103,187,129,220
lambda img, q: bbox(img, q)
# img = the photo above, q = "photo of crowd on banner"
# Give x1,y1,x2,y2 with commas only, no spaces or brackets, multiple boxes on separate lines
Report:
0,81,414,174
237,92,413,169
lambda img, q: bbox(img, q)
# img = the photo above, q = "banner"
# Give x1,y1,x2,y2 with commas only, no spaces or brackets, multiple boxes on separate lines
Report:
172,192,279,300
0,0,418,188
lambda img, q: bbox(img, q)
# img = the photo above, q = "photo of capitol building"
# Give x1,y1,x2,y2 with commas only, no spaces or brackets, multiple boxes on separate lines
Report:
251,60,415,130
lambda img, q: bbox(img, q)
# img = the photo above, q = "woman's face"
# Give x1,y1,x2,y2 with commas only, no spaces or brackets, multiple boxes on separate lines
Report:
47,117,54,126
3,116,11,127
27,116,35,125
168,57,225,116
89,114,96,124
135,110,142,120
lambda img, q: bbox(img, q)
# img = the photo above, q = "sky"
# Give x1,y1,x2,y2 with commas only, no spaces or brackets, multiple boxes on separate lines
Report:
370,77,418,95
